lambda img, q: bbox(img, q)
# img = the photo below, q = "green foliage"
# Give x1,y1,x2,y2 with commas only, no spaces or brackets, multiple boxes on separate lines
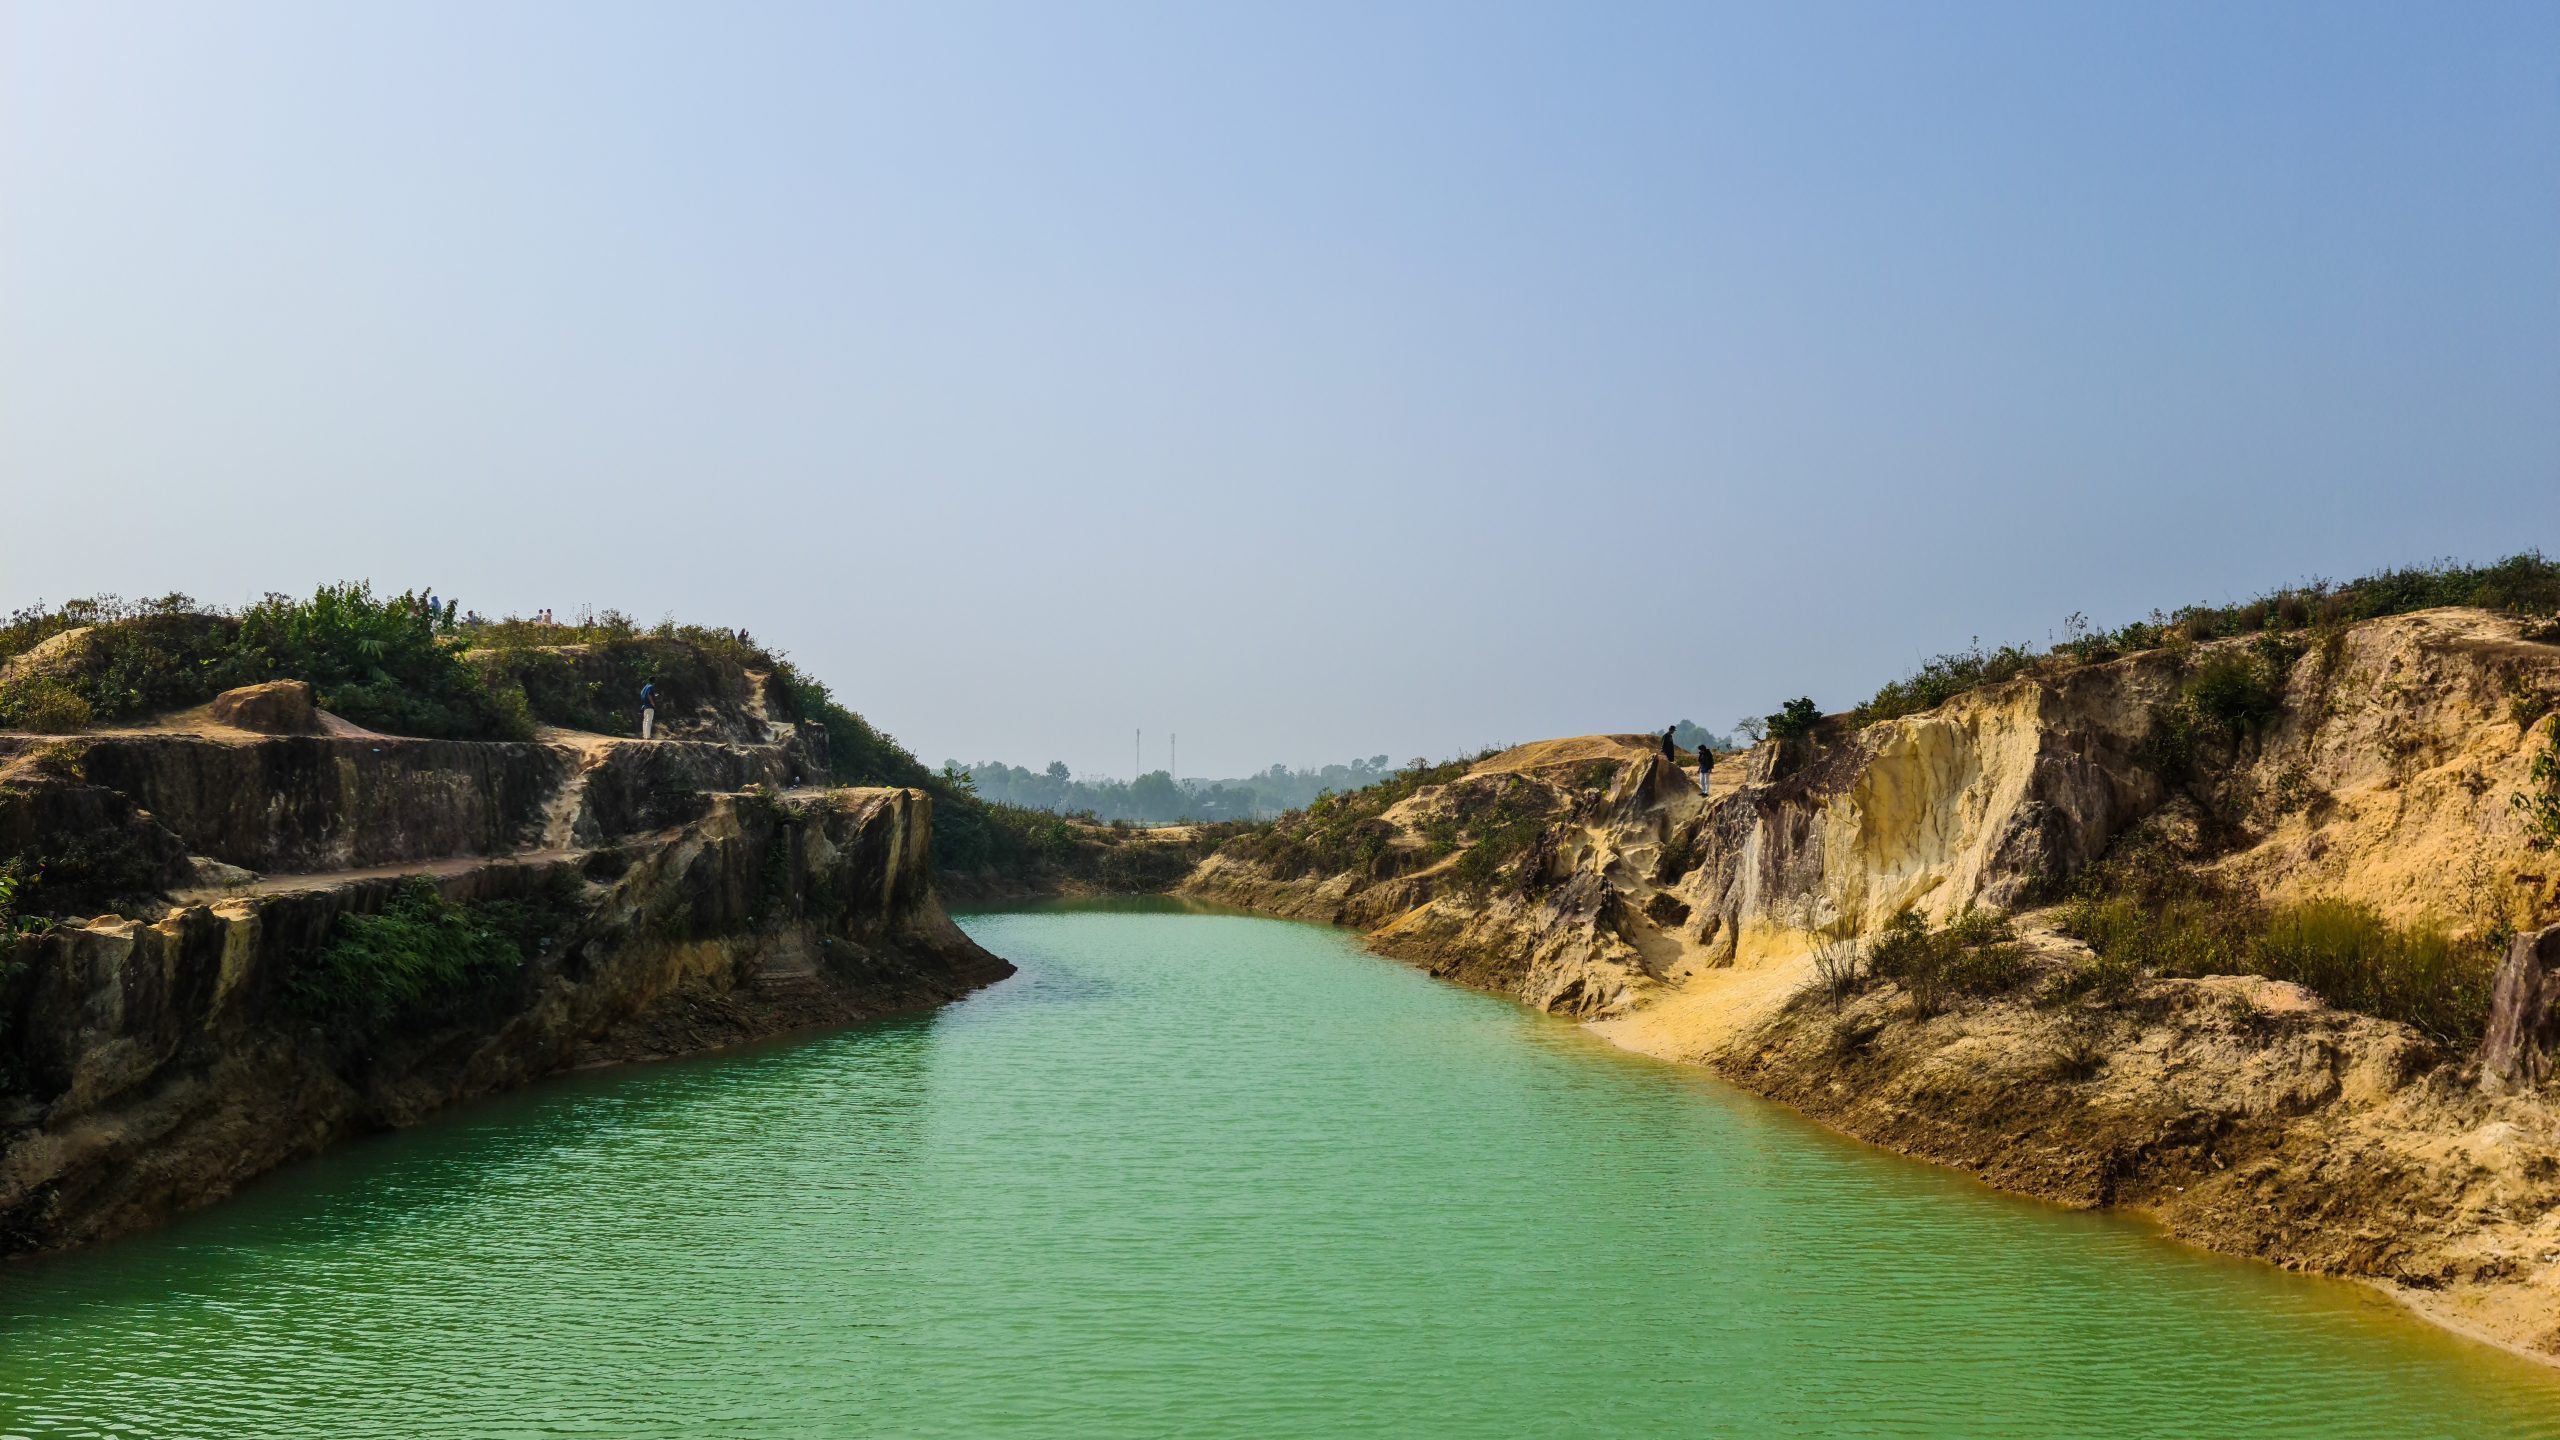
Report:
2059,852,2499,1047
2136,637,2299,784
951,804,1248,894
1445,775,1555,892
0,675,94,733
1764,698,1823,741
778,650,1198,876
74,613,236,718
2057,843,2250,986
774,665,938,793
292,876,569,1032
2248,900,2491,1050
1851,553,2560,729
1,593,202,665
2515,714,2560,851
466,632,757,739
25,742,84,781
1231,755,1482,882
455,609,773,669
0,596,235,731
0,585,542,738
1852,643,2040,727
2183,640,2292,739
2,817,168,918
0,858,42,935
227,583,525,740
1863,904,2028,1016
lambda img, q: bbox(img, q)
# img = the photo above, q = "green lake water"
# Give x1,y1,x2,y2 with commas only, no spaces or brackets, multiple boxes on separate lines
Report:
4,900,2557,1437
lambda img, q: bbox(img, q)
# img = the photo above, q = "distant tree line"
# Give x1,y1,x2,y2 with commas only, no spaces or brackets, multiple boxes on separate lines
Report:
956,755,1415,825
1670,720,1739,754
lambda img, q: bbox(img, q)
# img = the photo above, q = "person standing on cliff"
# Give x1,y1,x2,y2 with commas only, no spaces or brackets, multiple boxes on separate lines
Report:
639,681,659,741
1697,740,1715,795
1661,726,1677,761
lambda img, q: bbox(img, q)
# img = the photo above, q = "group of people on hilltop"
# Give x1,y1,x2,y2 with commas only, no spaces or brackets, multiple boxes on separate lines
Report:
1661,725,1714,796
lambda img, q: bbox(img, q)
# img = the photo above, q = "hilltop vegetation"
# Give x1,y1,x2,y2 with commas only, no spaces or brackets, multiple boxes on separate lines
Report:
0,583,1188,886
0,586,530,739
1740,553,2560,732
1204,556,2560,1051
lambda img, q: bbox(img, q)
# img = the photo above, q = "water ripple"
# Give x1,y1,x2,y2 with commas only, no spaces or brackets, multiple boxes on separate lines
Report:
3,903,2556,1438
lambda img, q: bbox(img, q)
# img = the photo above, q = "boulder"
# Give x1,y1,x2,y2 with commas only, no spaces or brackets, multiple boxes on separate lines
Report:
0,627,94,686
208,680,318,735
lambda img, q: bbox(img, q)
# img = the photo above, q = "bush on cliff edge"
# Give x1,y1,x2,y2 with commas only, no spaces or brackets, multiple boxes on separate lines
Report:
226,584,527,740
293,876,572,1033
0,585,525,740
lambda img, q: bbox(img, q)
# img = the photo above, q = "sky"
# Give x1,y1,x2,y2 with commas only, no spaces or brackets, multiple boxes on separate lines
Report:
4,1,2555,779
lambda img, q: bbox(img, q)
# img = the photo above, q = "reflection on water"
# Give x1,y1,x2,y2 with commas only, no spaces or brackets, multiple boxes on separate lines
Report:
2,901,2555,1438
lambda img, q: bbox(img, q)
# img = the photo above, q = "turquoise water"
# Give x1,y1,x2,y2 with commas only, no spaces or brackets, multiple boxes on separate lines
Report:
3,900,2557,1437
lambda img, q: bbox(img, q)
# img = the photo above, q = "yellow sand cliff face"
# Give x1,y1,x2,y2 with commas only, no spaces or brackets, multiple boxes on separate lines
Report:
1186,606,2560,1361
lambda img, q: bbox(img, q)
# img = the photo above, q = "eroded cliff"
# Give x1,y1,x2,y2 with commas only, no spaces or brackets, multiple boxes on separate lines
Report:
1185,607,2560,1358
0,649,1007,1255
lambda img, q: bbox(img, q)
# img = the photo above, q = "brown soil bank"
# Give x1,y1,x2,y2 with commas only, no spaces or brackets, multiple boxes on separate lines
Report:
0,660,1008,1255
1184,607,2560,1360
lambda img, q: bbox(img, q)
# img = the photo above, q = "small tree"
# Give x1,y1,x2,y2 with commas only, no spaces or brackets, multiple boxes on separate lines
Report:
1810,929,1864,1010
0,859,49,937
1765,698,1823,741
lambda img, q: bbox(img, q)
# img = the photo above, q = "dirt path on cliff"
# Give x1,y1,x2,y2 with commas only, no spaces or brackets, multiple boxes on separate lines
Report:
164,850,588,905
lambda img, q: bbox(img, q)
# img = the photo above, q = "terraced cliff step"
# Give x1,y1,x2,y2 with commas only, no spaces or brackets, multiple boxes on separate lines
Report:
0,677,1003,1255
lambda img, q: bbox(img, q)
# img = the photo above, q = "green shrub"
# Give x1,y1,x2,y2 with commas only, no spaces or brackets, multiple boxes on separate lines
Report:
0,858,40,935
1851,553,2560,729
2133,639,2298,785
0,676,94,733
1764,698,1823,741
2183,644,2289,739
468,635,753,738
74,613,235,718
0,599,236,728
1853,644,2039,727
226,583,525,740
1228,755,1481,884
2049,944,2145,1005
2244,900,2491,1049
1864,904,2027,1016
2059,855,2500,1046
292,876,569,1032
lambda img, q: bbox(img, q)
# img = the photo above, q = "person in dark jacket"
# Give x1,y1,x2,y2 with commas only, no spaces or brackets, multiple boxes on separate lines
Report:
1697,740,1715,795
639,681,659,741
1661,725,1677,760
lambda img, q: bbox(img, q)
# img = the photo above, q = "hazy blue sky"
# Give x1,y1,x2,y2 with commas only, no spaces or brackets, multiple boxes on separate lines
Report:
5,2,2554,778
